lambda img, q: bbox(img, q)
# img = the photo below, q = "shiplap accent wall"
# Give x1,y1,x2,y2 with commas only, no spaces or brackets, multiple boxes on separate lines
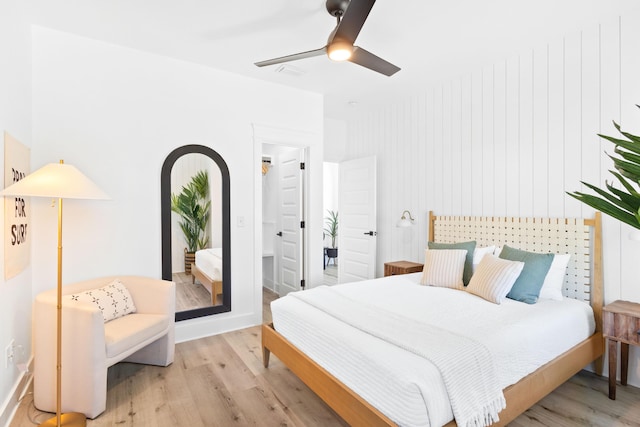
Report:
346,12,640,385
347,13,640,297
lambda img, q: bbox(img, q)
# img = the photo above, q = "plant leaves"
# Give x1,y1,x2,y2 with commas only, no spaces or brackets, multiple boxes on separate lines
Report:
609,170,640,197
567,192,640,229
609,155,640,182
598,134,640,155
605,182,640,211
580,181,634,213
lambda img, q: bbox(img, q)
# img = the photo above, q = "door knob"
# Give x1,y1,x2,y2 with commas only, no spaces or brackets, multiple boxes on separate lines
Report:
276,231,283,237
363,231,377,236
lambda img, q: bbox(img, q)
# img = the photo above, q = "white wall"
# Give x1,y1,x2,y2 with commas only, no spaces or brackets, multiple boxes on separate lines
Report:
30,27,323,341
0,3,33,424
346,12,640,386
324,117,347,163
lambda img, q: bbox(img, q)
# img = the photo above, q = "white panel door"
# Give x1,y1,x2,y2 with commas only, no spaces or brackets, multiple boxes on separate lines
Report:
338,156,377,283
277,149,302,295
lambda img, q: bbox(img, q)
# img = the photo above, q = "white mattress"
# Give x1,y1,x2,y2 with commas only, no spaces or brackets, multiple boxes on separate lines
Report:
271,273,595,427
195,248,222,282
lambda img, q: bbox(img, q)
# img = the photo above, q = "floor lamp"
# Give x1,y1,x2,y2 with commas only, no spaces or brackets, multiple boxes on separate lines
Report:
1,160,108,427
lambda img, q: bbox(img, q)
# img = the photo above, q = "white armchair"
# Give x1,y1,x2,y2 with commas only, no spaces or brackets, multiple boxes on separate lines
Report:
33,275,175,419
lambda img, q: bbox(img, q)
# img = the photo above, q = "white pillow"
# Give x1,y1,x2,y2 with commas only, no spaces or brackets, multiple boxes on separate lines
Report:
473,246,496,272
420,249,467,289
65,279,137,323
466,254,524,304
538,253,571,301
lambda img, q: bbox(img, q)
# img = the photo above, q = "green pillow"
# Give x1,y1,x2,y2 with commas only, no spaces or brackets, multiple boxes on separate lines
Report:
499,245,554,304
427,241,476,285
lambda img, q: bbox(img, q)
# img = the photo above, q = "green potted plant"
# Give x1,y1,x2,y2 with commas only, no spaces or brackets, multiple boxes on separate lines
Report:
171,170,211,274
324,210,338,261
567,106,640,230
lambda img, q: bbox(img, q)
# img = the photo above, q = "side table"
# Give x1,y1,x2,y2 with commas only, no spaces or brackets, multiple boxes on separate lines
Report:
603,300,640,400
383,260,424,277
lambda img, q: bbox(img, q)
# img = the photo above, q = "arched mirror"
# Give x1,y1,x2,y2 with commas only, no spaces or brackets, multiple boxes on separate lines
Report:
161,144,230,321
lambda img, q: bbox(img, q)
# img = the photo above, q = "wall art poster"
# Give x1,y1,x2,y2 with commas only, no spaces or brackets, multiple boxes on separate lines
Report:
4,132,30,280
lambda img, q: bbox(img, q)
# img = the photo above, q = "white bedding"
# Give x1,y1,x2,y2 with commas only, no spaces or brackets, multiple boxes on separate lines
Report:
271,273,595,427
195,247,222,283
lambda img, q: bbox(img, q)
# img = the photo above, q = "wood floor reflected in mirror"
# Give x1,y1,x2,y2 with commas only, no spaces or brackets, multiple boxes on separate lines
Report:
174,272,222,312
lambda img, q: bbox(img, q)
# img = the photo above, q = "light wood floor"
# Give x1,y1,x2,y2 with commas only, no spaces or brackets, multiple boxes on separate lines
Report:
174,271,219,312
10,288,640,427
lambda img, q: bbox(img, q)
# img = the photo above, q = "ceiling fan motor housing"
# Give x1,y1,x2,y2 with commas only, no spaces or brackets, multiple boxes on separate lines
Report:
326,0,351,17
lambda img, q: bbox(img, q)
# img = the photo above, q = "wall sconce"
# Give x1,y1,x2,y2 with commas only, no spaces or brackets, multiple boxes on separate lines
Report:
262,157,271,176
396,210,415,228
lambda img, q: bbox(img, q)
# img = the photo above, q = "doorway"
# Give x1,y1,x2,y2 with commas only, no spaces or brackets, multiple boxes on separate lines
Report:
262,144,306,296
322,156,378,285
323,162,339,285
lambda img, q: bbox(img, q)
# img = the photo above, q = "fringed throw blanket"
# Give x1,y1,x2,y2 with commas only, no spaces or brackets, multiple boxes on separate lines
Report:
291,286,506,427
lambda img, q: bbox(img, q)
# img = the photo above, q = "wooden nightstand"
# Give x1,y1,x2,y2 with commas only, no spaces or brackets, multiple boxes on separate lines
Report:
383,261,424,277
603,300,640,400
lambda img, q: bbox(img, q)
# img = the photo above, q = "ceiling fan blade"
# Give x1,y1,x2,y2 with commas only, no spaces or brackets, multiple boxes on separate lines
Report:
330,0,375,44
255,46,327,67
349,46,400,76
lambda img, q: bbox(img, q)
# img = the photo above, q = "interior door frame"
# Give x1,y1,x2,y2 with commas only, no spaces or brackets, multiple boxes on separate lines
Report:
252,125,321,320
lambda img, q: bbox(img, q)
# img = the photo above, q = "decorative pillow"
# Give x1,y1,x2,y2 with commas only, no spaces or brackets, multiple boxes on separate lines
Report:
466,255,525,304
473,246,496,272
499,245,555,304
65,279,136,323
420,249,467,289
427,240,476,285
538,253,571,301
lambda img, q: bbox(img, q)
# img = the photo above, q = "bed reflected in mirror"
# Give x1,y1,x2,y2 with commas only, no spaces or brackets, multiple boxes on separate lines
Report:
161,145,230,321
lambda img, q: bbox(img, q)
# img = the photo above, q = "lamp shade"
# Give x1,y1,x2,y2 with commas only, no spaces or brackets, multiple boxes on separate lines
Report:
0,162,109,200
396,217,413,228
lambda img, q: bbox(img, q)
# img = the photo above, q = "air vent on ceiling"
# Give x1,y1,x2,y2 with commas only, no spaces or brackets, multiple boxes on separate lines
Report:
275,64,306,77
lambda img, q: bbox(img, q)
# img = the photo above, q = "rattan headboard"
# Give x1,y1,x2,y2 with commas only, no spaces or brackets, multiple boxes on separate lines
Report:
428,211,603,330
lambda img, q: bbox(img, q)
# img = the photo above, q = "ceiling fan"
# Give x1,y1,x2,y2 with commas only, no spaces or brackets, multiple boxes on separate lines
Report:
254,0,400,76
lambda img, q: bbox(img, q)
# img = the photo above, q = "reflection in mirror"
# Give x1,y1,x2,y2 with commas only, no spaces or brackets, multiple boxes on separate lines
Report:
161,145,230,321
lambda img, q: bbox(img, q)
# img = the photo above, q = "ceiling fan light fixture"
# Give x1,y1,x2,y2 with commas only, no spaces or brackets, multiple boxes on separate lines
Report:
327,40,353,61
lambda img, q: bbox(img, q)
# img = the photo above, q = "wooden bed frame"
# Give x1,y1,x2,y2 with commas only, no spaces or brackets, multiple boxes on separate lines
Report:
262,211,604,426
191,263,222,306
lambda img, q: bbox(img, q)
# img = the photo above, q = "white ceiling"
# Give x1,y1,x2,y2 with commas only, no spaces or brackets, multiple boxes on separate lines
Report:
22,0,640,120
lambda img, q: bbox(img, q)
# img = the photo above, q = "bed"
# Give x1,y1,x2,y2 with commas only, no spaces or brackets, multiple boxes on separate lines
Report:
191,247,223,305
262,211,604,427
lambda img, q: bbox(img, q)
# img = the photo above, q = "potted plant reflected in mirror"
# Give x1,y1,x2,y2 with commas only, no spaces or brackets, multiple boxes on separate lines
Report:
324,210,338,264
171,170,211,274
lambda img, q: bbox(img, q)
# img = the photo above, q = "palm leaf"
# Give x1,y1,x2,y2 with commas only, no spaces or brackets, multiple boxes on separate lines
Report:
571,111,640,231
604,182,640,212
567,192,640,229
171,169,212,251
613,120,640,144
580,181,634,213
598,134,640,156
609,170,640,197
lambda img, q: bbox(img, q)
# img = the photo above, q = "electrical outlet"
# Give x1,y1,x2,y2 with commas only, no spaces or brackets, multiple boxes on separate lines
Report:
5,339,15,368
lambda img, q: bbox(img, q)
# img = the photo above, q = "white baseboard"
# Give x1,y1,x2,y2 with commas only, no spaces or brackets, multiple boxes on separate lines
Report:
0,356,34,427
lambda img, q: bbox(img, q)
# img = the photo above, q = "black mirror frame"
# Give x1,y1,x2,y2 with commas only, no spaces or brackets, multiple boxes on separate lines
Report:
161,144,231,321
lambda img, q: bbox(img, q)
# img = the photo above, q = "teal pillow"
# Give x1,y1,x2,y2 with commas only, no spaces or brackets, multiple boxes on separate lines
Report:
498,245,554,304
428,241,476,285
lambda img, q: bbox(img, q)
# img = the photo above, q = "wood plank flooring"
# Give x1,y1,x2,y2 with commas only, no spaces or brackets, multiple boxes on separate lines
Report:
174,271,215,312
10,288,640,427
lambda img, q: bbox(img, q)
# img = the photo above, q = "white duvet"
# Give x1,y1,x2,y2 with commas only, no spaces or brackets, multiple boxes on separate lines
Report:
195,247,222,282
271,273,595,427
